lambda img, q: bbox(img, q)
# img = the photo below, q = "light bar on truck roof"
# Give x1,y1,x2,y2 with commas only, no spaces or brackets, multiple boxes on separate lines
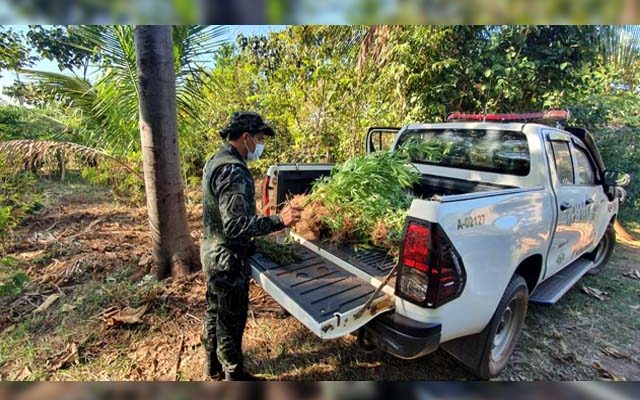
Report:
447,110,570,124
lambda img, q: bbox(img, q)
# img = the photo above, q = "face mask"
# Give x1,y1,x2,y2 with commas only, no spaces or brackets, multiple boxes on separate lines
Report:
244,134,265,161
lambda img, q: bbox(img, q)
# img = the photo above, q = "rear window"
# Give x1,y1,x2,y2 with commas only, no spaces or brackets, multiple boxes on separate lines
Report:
397,128,531,176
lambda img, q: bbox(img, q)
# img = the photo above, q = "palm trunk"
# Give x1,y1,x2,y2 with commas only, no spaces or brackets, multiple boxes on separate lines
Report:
134,25,200,279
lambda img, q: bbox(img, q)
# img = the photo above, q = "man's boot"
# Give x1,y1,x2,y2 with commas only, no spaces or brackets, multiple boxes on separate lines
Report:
203,352,224,380
224,367,266,381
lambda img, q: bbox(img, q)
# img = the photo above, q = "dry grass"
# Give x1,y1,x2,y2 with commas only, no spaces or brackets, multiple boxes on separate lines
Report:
0,180,638,381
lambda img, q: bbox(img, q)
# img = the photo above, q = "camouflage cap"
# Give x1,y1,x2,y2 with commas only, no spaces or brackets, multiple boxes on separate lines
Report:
219,111,275,140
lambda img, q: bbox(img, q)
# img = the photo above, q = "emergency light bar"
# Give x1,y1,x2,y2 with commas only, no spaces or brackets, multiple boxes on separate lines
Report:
447,110,570,124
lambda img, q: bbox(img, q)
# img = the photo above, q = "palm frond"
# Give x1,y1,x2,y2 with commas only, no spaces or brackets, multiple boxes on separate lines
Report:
0,139,143,181
19,70,96,114
173,25,228,81
174,26,228,131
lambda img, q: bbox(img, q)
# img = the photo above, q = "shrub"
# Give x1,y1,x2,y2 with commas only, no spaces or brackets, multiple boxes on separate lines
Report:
0,155,42,249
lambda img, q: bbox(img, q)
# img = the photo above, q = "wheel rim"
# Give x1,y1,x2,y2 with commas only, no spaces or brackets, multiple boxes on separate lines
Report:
491,297,524,362
593,233,609,266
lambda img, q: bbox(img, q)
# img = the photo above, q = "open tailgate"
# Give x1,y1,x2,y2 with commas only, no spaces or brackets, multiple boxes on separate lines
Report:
250,240,395,339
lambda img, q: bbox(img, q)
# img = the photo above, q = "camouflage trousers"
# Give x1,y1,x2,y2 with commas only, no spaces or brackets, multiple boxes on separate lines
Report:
202,248,250,374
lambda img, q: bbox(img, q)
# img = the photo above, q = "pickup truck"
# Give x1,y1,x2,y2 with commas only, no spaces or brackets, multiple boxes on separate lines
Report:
249,111,629,379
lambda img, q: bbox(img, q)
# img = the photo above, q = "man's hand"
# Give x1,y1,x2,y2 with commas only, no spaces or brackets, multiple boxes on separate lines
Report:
279,205,303,227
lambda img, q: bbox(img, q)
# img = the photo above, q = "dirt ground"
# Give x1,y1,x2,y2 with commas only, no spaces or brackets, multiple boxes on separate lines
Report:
1,180,639,381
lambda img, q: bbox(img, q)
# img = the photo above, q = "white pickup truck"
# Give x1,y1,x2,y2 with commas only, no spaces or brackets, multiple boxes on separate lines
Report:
250,112,629,378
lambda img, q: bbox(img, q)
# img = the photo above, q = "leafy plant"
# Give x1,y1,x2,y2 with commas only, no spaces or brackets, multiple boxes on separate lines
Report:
0,154,41,249
255,238,301,265
0,271,29,297
301,149,419,249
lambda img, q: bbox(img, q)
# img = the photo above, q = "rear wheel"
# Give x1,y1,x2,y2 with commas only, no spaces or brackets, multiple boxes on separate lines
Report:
474,274,528,379
444,274,529,379
586,224,615,275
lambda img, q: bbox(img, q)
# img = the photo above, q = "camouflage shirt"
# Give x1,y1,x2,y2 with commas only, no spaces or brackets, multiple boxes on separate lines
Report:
201,143,284,273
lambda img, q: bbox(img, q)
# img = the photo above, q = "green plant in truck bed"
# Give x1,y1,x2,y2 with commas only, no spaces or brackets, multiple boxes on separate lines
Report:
305,140,445,246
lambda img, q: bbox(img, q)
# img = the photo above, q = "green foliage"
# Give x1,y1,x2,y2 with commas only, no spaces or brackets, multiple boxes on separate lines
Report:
0,27,38,77
0,271,29,297
26,25,103,77
0,154,42,248
384,26,601,121
254,238,301,265
0,105,64,141
309,150,419,244
0,256,29,299
81,153,145,204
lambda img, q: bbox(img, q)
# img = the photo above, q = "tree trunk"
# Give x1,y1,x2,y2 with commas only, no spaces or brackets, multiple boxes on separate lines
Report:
134,26,201,279
56,149,66,181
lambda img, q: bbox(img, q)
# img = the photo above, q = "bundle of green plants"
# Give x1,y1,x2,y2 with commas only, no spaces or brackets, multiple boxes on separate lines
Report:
254,237,302,265
290,139,450,252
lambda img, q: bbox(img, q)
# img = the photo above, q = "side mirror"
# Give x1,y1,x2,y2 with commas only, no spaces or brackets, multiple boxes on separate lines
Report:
604,169,631,188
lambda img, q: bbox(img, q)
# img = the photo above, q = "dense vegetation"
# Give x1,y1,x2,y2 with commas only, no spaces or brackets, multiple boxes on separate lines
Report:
1,25,639,241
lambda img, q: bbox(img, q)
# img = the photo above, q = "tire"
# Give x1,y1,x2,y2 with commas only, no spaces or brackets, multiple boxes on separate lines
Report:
442,274,529,379
473,275,529,379
586,223,615,275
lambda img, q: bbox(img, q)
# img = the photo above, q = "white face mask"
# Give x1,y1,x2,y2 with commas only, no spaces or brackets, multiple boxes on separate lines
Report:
245,134,265,161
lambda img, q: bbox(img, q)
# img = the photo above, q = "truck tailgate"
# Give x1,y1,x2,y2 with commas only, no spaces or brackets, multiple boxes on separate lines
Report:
250,241,394,339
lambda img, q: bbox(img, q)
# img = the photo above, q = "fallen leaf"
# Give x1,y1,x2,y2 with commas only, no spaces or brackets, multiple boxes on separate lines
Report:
623,269,640,280
32,293,61,313
61,304,77,312
581,285,610,301
105,304,149,327
592,361,626,381
47,342,79,372
601,346,628,359
12,366,32,380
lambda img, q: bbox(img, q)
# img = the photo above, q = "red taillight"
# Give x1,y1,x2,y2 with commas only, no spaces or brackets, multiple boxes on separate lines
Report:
396,220,466,308
261,175,271,216
402,223,431,272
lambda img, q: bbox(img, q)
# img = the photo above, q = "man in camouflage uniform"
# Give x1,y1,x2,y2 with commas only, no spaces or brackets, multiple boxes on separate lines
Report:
201,111,302,381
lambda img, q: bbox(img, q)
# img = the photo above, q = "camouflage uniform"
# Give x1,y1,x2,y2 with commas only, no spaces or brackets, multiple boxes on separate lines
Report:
201,143,284,374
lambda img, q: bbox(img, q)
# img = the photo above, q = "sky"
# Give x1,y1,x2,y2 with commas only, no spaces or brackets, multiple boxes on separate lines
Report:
0,25,287,102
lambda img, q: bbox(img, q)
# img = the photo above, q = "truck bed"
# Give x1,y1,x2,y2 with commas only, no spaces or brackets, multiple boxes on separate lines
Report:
306,240,396,281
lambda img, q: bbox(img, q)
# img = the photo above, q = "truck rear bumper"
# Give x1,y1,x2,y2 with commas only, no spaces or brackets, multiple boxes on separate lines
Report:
363,312,441,359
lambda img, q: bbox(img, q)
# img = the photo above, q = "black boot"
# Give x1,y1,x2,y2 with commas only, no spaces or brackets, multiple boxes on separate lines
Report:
224,367,266,381
203,352,223,380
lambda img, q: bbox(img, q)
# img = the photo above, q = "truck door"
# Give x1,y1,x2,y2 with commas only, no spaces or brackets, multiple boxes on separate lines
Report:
546,133,586,277
570,140,609,253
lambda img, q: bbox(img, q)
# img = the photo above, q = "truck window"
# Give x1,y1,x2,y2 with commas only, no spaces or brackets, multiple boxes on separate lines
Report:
397,129,530,176
551,142,574,185
573,146,596,185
